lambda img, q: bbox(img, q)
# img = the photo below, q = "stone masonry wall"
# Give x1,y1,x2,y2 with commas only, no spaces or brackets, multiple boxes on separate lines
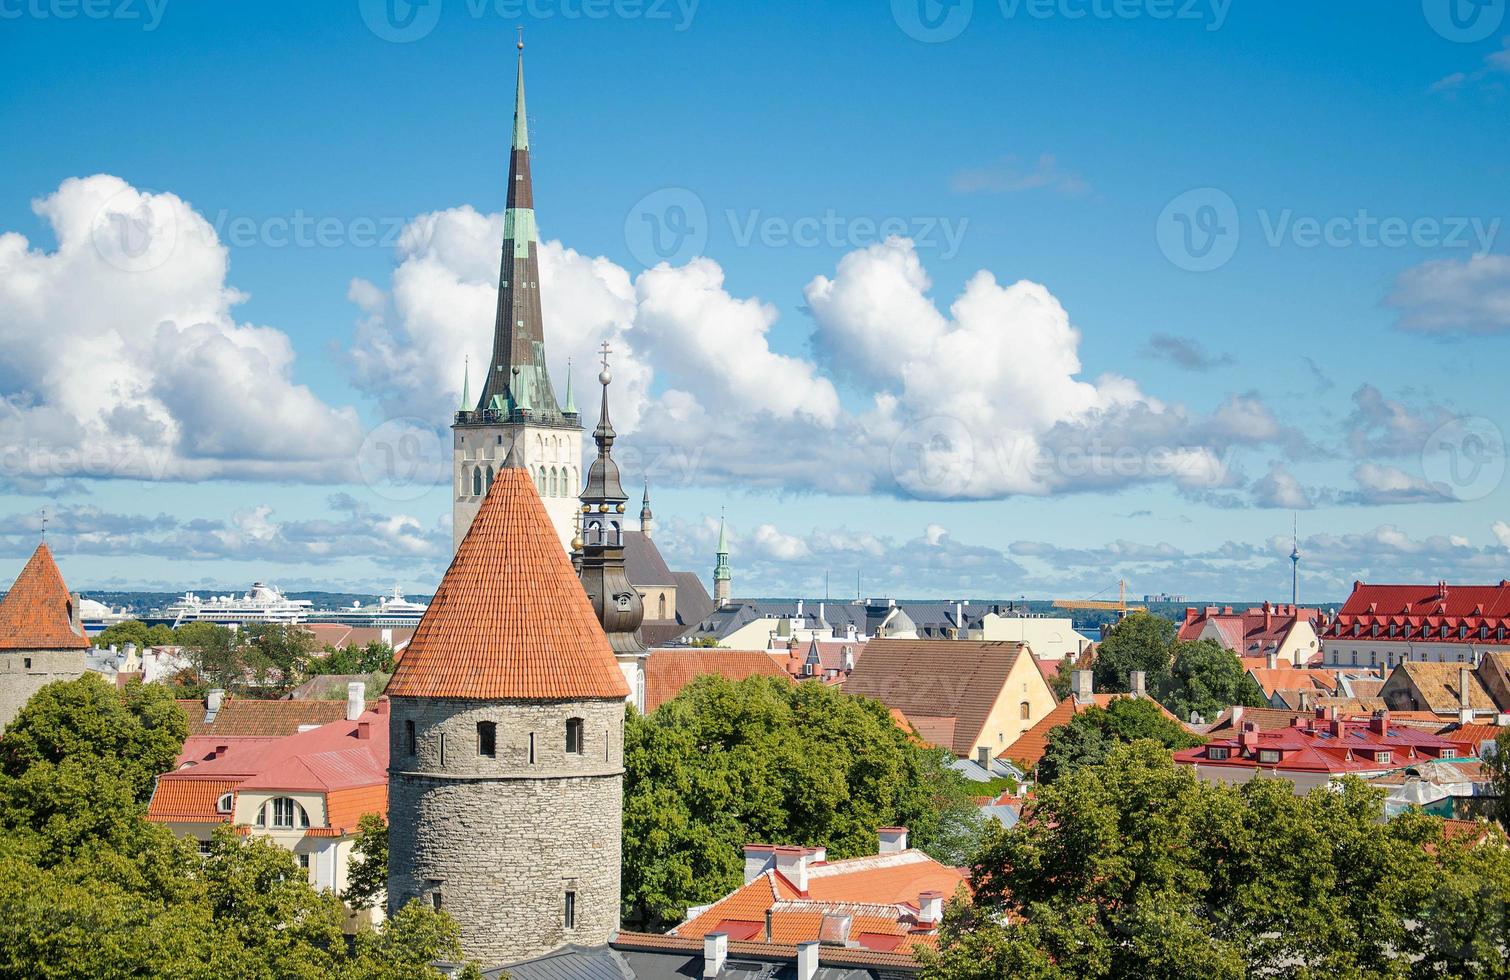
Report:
0,648,85,732
387,696,624,966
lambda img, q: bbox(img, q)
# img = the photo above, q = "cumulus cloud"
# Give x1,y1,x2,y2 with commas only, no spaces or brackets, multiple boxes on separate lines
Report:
1250,463,1315,509
0,175,363,482
1387,254,1510,335
1343,384,1454,458
1346,463,1453,505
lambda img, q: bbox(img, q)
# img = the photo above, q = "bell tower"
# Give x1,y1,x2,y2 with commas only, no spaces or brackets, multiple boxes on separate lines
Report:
452,38,581,553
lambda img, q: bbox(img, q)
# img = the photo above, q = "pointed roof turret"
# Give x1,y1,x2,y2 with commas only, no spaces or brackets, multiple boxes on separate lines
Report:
471,38,566,422
640,480,652,520
717,512,729,556
563,358,576,415
459,356,471,411
386,468,628,701
581,343,626,504
0,542,90,650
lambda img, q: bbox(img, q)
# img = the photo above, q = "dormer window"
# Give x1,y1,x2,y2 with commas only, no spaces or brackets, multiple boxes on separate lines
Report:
216,793,233,814
1258,749,1281,765
1207,746,1229,761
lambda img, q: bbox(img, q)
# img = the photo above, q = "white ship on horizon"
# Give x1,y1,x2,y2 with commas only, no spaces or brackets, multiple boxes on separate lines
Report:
166,582,314,627
306,585,428,628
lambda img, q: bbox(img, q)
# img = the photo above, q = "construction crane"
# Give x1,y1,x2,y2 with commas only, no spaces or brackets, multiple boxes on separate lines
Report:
1053,580,1145,617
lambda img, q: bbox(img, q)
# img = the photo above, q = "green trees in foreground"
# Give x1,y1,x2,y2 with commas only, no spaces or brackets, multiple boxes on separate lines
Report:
0,674,473,979
923,741,1510,980
622,676,984,930
1033,696,1202,785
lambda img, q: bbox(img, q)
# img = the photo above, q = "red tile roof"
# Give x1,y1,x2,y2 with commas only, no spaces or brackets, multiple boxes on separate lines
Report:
146,776,238,822
642,649,792,713
1175,711,1462,776
1178,603,1320,655
1323,581,1510,645
1246,668,1338,698
0,543,90,650
386,467,629,701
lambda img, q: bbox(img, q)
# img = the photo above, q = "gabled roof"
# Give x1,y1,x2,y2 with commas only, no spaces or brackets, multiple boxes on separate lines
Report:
176,698,356,738
670,572,715,626
1247,668,1338,698
642,649,791,713
622,530,676,589
1384,662,1497,713
0,542,90,650
841,639,1028,757
386,467,629,701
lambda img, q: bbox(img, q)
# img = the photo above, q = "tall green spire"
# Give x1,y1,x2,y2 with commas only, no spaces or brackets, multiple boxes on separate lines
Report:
563,358,576,415
716,512,728,557
512,37,528,151
459,356,471,411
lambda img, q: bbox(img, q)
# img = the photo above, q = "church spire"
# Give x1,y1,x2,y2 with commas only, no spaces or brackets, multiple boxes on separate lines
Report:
640,479,653,539
713,511,731,607
472,36,562,421
576,344,643,657
459,356,471,411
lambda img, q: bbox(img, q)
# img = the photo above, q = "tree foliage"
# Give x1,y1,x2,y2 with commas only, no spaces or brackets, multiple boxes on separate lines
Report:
1090,611,1176,694
0,675,470,977
176,623,318,695
622,676,983,930
1035,697,1202,785
1491,728,1510,831
345,812,389,911
308,641,396,677
1158,639,1268,724
925,741,1510,980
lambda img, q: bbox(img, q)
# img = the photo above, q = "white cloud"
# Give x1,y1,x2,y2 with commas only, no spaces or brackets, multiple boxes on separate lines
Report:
1387,254,1510,335
1251,463,1314,509
1347,463,1452,505
0,175,363,482
751,523,811,561
1492,521,1510,550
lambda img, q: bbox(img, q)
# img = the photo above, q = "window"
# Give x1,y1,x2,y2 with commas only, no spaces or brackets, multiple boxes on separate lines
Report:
478,721,496,758
564,890,577,929
298,853,310,869
197,839,213,857
1019,701,1031,720
270,797,309,830
486,465,495,490
438,732,447,767
658,594,668,619
23,658,31,670
216,793,233,814
1258,749,1281,765
1375,751,1392,765
254,804,266,828
431,891,442,911
566,718,584,755
472,467,482,496
1207,747,1229,761
405,719,416,756
528,732,536,765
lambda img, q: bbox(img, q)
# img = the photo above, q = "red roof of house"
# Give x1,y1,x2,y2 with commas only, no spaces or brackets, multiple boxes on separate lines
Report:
0,543,90,650
1323,581,1510,644
1175,710,1462,776
641,649,792,713
175,698,357,738
385,467,629,701
1246,668,1338,698
1177,603,1319,657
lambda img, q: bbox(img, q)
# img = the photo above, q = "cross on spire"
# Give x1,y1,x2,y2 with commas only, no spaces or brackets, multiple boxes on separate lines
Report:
599,340,613,374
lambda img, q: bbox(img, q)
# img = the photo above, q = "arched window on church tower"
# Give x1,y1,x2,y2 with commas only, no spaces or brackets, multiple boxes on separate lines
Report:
472,467,482,496
658,594,667,619
485,465,494,490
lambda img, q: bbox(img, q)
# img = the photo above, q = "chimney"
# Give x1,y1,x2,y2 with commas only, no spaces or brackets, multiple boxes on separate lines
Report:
1129,671,1146,699
1185,607,1199,625
878,827,909,854
703,933,728,978
1458,667,1474,724
774,846,818,892
742,844,776,884
764,908,773,943
917,890,944,926
205,689,224,721
1266,650,1278,671
1230,705,1244,729
380,627,392,647
1238,721,1259,755
976,746,992,768
796,599,804,618
1369,710,1390,736
346,681,366,722
955,601,964,628
357,721,372,740
796,941,819,980
1072,670,1093,705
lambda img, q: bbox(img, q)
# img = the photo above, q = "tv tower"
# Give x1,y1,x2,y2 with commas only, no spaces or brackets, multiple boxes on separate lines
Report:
1289,514,1300,607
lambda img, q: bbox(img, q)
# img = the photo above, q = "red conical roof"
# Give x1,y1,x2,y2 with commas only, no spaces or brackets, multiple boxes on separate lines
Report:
0,542,90,650
385,467,629,701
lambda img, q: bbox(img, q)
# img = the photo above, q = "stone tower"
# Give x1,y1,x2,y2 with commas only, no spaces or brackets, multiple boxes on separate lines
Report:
575,352,646,709
452,41,581,554
712,513,732,607
386,461,631,965
0,542,89,731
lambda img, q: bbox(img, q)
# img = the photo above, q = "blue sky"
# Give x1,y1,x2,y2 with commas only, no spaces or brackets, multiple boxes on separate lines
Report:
1,0,1508,602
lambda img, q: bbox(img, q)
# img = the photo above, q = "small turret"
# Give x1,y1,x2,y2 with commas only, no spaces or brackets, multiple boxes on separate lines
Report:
713,512,731,607
640,480,653,539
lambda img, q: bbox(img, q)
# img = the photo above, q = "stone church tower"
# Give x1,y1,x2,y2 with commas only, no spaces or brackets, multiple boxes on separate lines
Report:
386,458,631,964
0,542,89,731
453,40,581,554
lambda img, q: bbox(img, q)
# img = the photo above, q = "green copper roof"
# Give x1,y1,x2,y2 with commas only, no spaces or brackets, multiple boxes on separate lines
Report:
563,360,576,415
512,52,528,150
717,514,728,554
459,357,471,410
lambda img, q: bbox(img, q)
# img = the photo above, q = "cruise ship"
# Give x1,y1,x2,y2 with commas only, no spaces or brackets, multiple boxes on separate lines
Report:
306,585,429,628
166,583,314,627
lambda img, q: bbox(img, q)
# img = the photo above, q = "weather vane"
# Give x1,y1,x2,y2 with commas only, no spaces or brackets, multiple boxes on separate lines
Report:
38,508,48,538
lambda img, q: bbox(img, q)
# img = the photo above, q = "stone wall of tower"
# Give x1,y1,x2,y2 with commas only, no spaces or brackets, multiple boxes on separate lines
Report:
0,648,86,731
453,425,581,553
387,695,623,965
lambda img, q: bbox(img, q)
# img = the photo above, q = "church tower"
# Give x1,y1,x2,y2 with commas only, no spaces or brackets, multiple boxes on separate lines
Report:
575,349,646,709
387,455,630,965
452,39,581,553
713,513,731,607
0,541,89,731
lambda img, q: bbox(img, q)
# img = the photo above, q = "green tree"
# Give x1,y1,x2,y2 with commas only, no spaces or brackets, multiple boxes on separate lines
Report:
94,619,151,650
1034,697,1202,784
242,623,317,690
622,676,981,929
145,624,177,646
178,623,246,691
309,641,396,677
1089,610,1176,694
926,740,1510,980
344,812,388,911
1158,638,1268,723
1490,728,1510,831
